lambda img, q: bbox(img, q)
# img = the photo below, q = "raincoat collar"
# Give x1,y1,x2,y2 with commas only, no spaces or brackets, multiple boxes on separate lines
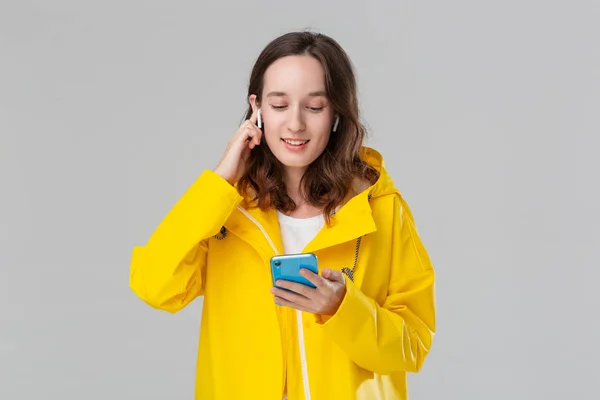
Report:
224,147,397,262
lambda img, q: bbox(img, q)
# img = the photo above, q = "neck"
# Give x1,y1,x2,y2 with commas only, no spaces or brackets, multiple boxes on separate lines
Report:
283,166,307,204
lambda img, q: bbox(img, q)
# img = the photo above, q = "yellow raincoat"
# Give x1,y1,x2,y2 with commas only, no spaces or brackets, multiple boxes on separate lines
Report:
130,147,436,399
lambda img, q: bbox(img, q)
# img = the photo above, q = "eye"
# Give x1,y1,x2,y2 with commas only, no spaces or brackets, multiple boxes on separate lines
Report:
307,106,324,112
270,105,287,111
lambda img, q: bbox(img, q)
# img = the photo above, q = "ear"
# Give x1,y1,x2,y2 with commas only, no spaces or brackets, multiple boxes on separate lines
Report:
249,94,259,115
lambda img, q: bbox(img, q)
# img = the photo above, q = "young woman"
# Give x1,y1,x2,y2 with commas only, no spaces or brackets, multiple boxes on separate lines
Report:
130,31,436,400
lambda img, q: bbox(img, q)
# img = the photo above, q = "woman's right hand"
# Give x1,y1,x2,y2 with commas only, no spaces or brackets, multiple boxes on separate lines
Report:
213,108,262,185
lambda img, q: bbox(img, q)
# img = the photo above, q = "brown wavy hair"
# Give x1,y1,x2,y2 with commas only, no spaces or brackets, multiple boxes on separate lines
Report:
236,31,379,224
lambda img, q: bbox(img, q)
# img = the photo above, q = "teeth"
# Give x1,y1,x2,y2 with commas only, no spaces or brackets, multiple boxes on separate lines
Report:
283,139,309,146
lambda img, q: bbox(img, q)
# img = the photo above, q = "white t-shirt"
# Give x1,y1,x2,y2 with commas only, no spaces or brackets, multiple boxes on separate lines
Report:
276,211,324,400
276,211,325,254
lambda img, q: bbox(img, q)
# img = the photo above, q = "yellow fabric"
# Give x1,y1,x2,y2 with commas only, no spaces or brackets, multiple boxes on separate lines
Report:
130,147,436,399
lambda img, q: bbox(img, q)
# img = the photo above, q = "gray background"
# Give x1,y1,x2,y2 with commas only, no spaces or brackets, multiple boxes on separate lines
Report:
1,1,598,399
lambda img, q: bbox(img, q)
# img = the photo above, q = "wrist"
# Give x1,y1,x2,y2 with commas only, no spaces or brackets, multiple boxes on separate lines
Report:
213,168,235,185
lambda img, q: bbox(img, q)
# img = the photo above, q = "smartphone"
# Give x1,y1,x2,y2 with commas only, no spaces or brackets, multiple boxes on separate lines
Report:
270,253,319,290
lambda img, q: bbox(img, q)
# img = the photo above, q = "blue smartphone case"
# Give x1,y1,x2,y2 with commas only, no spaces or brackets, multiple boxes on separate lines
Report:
270,253,319,289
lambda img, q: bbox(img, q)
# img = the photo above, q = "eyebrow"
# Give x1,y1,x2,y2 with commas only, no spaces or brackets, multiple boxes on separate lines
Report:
265,90,327,98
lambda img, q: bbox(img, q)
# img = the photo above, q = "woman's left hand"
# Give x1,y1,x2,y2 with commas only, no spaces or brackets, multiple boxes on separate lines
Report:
270,268,347,316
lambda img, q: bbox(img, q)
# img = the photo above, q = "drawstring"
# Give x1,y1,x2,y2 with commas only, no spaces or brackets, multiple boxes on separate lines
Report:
342,193,372,282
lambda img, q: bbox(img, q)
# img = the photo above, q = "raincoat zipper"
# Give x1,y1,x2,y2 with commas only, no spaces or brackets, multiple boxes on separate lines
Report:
235,194,371,399
236,206,312,400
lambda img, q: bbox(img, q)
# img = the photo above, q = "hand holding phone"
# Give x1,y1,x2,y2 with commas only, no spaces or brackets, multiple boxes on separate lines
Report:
269,253,347,315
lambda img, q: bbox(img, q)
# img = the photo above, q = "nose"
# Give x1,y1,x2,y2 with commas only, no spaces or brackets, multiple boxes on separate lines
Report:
286,106,306,133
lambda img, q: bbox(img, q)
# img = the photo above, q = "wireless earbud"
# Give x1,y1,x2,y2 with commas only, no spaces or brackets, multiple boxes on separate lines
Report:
332,115,340,132
257,108,262,129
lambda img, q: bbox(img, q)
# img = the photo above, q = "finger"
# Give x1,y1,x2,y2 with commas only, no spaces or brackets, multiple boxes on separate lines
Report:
243,126,258,143
251,128,262,146
271,287,309,305
248,132,261,149
247,129,259,149
274,280,314,298
300,268,327,288
322,268,345,284
243,123,261,138
274,296,312,313
248,107,258,125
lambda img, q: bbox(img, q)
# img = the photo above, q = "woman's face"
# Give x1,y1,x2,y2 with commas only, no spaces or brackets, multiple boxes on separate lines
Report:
257,55,335,172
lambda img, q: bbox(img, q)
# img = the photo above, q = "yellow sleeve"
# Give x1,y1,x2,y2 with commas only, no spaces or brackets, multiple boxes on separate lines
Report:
129,170,243,313
321,194,436,373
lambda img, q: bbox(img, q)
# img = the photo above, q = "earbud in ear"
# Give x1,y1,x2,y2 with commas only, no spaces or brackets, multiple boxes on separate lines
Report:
257,108,262,129
332,115,340,132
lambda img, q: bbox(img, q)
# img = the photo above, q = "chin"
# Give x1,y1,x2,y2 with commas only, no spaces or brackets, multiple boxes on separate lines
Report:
279,159,313,169
272,151,313,168
273,149,320,169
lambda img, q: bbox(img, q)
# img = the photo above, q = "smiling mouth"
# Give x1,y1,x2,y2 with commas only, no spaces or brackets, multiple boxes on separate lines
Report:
282,139,310,146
